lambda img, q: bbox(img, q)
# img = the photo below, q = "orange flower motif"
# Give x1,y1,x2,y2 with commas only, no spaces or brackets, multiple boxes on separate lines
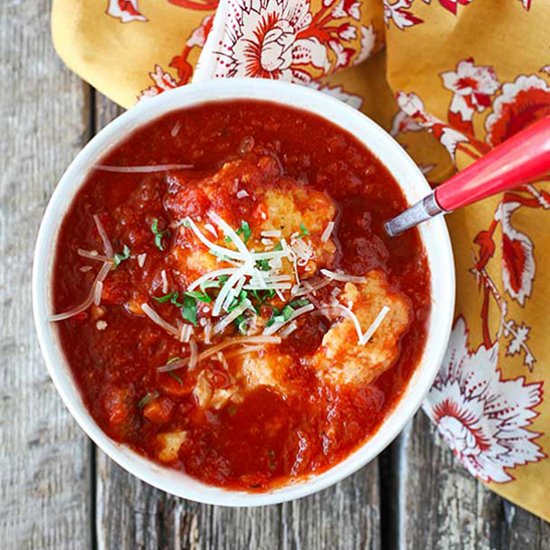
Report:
485,75,550,146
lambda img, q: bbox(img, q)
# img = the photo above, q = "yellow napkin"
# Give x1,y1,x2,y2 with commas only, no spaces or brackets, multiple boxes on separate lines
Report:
52,0,550,520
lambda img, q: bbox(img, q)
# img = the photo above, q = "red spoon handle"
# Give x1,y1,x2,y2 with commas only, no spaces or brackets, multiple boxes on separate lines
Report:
435,116,550,212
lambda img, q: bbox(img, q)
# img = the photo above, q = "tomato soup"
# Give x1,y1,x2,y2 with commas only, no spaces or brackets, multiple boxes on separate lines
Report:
52,100,430,490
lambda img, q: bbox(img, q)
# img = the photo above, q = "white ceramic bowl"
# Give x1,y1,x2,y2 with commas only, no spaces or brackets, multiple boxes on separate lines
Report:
33,78,455,507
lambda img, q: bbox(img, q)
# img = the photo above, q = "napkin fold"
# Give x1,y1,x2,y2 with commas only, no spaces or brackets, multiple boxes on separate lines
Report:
52,0,550,521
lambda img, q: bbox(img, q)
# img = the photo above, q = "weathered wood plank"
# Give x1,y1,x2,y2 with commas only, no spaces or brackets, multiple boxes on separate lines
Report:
93,91,381,550
391,413,550,550
281,462,380,550
0,1,92,548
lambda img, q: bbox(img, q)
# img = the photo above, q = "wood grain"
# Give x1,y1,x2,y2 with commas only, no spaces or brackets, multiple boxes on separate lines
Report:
389,413,550,550
0,1,92,548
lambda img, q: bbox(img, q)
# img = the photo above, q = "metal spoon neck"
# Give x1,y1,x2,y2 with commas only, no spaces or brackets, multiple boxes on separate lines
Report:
384,193,445,237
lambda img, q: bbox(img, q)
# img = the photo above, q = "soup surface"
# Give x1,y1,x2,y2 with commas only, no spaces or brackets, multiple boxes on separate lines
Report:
52,100,430,490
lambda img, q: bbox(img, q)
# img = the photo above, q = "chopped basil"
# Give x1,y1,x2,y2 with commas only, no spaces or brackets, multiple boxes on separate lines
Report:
266,299,310,326
153,291,179,304
266,307,281,327
234,314,248,335
151,218,170,251
280,304,295,320
184,290,212,303
250,288,276,311
168,371,183,385
200,279,220,292
166,356,182,364
218,274,230,284
236,220,252,243
228,290,249,312
298,223,310,238
181,294,198,326
113,244,130,268
274,242,283,251
255,259,271,271
137,390,159,409
289,299,310,309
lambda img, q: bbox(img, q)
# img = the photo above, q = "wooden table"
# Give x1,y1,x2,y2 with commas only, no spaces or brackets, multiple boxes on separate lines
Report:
2,2,549,548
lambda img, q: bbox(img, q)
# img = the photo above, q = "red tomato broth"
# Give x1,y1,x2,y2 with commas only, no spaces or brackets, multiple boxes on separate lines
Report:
52,100,430,491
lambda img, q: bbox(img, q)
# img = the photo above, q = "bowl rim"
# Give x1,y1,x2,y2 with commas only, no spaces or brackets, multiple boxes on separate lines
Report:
33,77,455,507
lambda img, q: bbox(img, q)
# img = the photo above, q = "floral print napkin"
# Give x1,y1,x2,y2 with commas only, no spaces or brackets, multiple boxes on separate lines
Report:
51,0,550,521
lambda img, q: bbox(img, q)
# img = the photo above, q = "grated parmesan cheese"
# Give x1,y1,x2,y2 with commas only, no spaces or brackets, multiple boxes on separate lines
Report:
161,270,169,294
321,221,335,242
321,269,368,284
137,253,147,268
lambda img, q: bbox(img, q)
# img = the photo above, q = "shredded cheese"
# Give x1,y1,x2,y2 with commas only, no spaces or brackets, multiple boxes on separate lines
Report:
93,215,114,257
77,249,111,263
318,303,390,345
263,304,315,336
320,269,368,284
93,281,103,306
161,270,169,294
137,253,147,268
261,230,282,238
171,121,182,137
279,321,298,338
204,223,218,238
188,338,198,371
214,299,252,334
360,306,391,345
50,261,112,322
157,335,282,372
141,303,180,338
321,221,335,242
94,164,194,173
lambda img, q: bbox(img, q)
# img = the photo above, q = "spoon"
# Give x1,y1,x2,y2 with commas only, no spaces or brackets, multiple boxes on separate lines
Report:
384,116,550,237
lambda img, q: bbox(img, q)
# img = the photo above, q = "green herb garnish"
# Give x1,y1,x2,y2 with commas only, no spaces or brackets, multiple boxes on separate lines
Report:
289,299,310,309
137,390,159,409
255,259,271,271
200,280,220,292
153,291,179,304
298,223,310,238
181,294,198,326
168,371,183,385
184,290,212,303
266,306,281,327
113,244,131,268
236,220,252,243
234,314,248,335
266,299,310,326
151,218,170,251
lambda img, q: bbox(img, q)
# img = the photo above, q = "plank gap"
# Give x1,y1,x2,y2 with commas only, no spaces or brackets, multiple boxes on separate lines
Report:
88,86,99,550
378,445,399,550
